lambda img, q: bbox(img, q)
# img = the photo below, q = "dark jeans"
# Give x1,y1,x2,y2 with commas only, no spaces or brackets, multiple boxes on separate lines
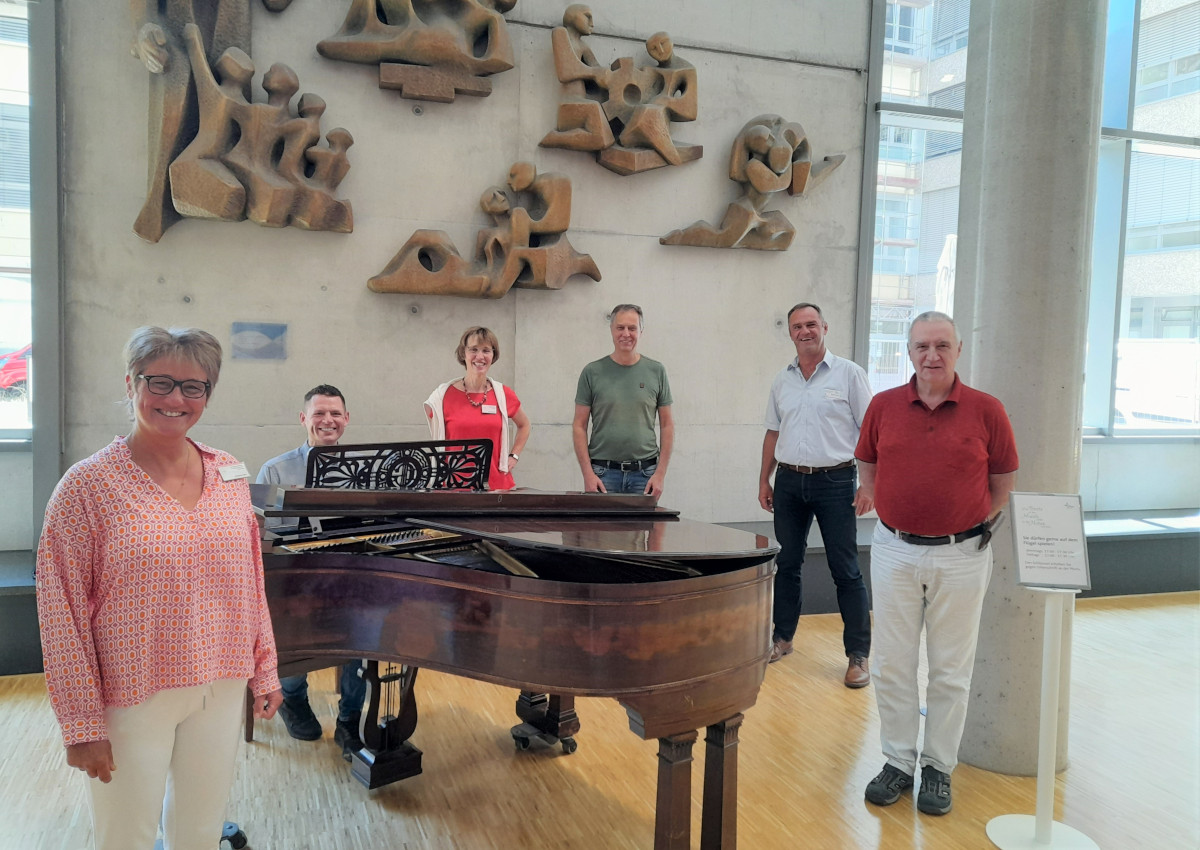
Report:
280,662,366,722
772,465,871,656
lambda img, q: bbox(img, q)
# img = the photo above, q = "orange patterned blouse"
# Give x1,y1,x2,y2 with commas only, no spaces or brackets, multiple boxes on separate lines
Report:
36,437,280,746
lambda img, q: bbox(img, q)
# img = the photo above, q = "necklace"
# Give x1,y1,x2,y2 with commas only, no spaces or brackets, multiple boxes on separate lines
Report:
462,379,490,408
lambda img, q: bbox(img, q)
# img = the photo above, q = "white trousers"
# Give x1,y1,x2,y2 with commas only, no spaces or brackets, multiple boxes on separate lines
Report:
87,678,246,850
870,522,992,776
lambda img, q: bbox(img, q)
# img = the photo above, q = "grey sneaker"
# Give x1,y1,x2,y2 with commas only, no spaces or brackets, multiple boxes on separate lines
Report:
864,763,914,806
917,765,952,815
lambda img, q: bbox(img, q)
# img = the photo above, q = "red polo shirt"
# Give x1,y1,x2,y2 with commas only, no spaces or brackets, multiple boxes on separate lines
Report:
855,375,1018,537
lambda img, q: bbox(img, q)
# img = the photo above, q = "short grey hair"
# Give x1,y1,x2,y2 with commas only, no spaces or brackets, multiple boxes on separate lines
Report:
608,303,644,328
124,326,223,390
908,311,957,344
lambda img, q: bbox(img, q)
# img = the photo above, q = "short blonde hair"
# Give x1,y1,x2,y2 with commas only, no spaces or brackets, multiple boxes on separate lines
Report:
124,326,222,390
456,326,500,366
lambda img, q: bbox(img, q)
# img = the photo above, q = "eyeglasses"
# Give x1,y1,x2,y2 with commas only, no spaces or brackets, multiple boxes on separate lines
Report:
137,374,211,399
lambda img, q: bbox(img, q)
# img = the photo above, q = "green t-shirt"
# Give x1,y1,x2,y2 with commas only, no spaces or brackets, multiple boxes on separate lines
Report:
575,355,673,462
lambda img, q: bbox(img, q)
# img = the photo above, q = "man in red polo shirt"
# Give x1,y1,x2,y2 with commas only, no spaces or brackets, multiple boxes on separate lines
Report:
854,311,1018,816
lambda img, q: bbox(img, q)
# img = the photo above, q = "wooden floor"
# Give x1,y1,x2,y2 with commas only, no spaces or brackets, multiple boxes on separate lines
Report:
2,592,1196,849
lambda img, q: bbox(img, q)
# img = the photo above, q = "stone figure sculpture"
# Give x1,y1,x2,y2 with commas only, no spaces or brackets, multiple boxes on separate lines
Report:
369,162,601,298
317,0,519,103
169,24,353,231
540,5,700,176
660,114,845,251
129,0,353,241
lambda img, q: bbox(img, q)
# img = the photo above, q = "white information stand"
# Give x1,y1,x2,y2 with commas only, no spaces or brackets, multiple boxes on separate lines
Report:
987,493,1098,849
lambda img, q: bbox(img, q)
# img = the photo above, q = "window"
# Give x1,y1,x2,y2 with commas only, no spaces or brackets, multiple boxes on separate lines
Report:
0,10,30,436
1133,2,1200,134
1084,0,1200,433
867,1,972,393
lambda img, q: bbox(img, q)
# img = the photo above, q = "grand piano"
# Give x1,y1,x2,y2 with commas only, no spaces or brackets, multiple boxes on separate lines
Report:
251,443,777,850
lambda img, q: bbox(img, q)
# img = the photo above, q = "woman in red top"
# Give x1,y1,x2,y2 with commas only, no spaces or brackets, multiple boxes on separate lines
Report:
36,327,282,850
423,326,531,490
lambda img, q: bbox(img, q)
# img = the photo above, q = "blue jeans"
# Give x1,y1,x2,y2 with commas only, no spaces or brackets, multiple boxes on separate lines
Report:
280,662,366,722
592,462,656,494
771,465,871,656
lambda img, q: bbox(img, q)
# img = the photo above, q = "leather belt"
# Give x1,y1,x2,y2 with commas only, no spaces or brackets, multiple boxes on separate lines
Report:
591,456,658,471
777,460,854,475
881,520,990,546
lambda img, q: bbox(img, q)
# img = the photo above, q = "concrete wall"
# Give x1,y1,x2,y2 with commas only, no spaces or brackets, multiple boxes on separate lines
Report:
52,0,870,525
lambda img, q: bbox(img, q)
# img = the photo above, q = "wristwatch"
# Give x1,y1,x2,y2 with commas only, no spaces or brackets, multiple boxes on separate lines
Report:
509,453,519,461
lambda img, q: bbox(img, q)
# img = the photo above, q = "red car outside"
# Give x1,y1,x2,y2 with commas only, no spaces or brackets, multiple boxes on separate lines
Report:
0,343,30,396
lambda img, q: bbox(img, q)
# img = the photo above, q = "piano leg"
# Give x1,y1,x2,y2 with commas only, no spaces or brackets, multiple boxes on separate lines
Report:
701,714,743,850
512,691,581,754
654,730,698,850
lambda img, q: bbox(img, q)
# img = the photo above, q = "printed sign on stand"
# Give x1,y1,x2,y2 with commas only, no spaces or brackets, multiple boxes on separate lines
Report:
1009,492,1090,590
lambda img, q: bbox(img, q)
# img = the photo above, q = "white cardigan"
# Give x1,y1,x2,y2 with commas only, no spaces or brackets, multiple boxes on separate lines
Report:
423,380,512,474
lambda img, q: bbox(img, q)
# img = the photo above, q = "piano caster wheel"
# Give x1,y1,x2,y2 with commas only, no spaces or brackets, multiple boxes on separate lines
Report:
514,736,531,751
221,823,248,849
561,737,578,755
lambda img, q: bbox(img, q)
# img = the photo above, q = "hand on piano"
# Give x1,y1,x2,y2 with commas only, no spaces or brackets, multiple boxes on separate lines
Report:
252,688,284,720
66,740,116,783
582,470,608,493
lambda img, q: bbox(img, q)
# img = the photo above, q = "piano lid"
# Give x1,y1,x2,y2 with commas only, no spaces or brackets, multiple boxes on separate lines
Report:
413,516,778,560
254,485,679,519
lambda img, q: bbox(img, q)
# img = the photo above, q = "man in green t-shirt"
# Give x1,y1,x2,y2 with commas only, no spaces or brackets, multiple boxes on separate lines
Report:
572,303,674,496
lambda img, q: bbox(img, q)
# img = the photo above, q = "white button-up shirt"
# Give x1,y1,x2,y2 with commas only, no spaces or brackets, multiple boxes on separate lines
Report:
764,349,873,468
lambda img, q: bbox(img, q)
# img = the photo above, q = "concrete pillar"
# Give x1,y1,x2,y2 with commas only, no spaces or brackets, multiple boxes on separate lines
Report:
953,0,1108,775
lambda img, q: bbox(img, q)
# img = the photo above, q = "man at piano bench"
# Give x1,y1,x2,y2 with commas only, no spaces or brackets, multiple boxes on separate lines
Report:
256,383,366,759
572,303,674,496
854,312,1018,816
757,302,874,687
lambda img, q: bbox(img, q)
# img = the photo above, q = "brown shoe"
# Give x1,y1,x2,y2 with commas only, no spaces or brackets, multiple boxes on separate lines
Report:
769,638,794,663
844,653,870,688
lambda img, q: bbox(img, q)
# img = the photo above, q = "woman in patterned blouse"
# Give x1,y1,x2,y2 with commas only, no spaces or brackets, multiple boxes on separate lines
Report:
36,326,283,850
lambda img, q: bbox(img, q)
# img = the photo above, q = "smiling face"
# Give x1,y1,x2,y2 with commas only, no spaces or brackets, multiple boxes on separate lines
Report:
301,394,348,447
610,309,643,355
788,306,828,360
908,319,961,389
462,334,496,379
126,356,210,442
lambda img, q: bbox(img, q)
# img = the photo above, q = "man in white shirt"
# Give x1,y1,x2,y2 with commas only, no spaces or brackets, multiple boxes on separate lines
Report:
758,303,874,687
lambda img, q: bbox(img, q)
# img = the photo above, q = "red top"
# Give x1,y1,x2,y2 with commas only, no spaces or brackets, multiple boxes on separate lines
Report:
442,383,522,490
36,438,280,746
855,376,1018,536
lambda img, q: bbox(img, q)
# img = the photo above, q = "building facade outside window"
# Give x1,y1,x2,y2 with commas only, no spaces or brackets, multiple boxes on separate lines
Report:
0,7,30,437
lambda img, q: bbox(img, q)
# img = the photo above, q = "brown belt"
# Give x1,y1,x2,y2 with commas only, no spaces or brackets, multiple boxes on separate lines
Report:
777,460,855,475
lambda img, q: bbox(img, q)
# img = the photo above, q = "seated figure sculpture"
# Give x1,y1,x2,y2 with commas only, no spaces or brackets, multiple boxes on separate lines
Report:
540,6,701,176
369,161,601,299
168,24,354,232
129,0,296,242
660,114,845,251
317,0,518,103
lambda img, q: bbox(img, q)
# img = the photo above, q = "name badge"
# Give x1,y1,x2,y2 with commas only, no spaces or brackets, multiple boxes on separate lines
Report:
824,389,845,400
481,404,498,415
219,462,249,481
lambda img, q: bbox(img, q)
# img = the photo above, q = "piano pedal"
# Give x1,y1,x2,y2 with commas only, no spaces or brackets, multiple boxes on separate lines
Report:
510,722,578,754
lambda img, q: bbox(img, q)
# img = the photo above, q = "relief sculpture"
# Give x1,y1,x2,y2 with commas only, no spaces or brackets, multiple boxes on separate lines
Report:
131,0,352,242
369,162,601,298
660,114,845,251
540,5,701,176
317,0,519,103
